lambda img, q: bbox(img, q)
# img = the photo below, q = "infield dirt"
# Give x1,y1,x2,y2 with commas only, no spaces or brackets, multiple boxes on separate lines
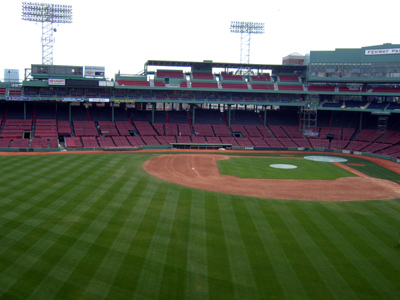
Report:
143,154,400,201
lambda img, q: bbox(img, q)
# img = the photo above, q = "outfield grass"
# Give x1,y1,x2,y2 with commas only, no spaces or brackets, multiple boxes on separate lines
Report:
217,157,358,179
0,153,400,300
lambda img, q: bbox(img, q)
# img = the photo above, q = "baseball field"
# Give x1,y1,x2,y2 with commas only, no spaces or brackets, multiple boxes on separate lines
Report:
1,151,400,299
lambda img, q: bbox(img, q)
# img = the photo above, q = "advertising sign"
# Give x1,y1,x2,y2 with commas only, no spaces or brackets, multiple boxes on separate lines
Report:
365,48,400,55
6,96,29,101
49,78,65,85
88,98,109,102
85,66,105,77
62,97,84,102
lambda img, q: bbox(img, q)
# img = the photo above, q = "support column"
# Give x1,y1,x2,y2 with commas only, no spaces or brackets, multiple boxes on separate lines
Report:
69,103,72,123
151,103,155,125
192,106,196,126
359,112,363,130
111,102,115,123
24,102,26,120
228,104,232,129
264,106,267,127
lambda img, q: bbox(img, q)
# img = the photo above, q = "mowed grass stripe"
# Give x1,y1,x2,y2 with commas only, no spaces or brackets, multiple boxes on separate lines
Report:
327,202,400,289
0,154,78,206
275,201,357,300
230,198,284,297
158,188,191,300
51,163,140,299
82,177,155,299
0,154,102,228
26,158,137,300
353,201,400,243
0,154,115,257
105,179,164,299
0,154,98,226
185,190,209,300
0,154,110,272
367,200,400,224
0,155,127,299
133,184,180,300
218,196,260,300
264,201,336,300
205,193,236,299
294,202,384,298
0,155,48,181
313,204,400,299
244,200,308,299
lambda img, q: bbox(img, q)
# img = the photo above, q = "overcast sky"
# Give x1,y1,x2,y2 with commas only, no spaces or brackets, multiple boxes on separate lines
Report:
1,0,399,80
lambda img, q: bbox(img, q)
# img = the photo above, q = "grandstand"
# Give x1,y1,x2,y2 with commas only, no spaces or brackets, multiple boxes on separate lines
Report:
1,44,400,159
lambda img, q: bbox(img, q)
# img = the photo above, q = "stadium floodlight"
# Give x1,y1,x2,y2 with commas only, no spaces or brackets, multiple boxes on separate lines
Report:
22,2,73,65
230,21,265,75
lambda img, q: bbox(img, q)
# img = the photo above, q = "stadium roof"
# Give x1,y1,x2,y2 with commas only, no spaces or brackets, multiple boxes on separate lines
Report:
144,60,306,74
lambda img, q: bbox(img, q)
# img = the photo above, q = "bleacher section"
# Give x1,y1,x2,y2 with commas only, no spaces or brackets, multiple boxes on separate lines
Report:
0,102,400,160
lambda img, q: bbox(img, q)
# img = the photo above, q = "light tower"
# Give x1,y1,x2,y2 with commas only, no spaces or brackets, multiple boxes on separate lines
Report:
230,21,265,75
22,2,73,65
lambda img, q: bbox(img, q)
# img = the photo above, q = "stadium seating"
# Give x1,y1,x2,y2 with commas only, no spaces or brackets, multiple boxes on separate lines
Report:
97,136,115,147
118,80,150,87
221,83,248,90
10,138,29,148
156,70,184,79
308,85,335,92
1,119,32,138
58,121,71,135
34,119,58,138
112,136,131,147
98,121,119,136
65,137,82,148
2,100,400,160
192,73,214,80
277,85,304,91
193,124,214,136
221,74,244,81
134,121,157,136
212,124,231,137
250,75,271,81
73,121,98,137
251,84,275,90
191,82,219,89
126,136,145,147
279,75,299,82
371,87,400,93
81,136,99,148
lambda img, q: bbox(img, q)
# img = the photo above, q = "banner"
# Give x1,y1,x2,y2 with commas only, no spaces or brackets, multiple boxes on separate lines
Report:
115,99,136,103
62,97,84,102
6,96,29,101
85,66,105,77
49,78,65,85
89,98,109,102
365,48,400,55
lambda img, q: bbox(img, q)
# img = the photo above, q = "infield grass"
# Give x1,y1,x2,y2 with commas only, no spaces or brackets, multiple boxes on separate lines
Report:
0,152,400,300
217,156,358,179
